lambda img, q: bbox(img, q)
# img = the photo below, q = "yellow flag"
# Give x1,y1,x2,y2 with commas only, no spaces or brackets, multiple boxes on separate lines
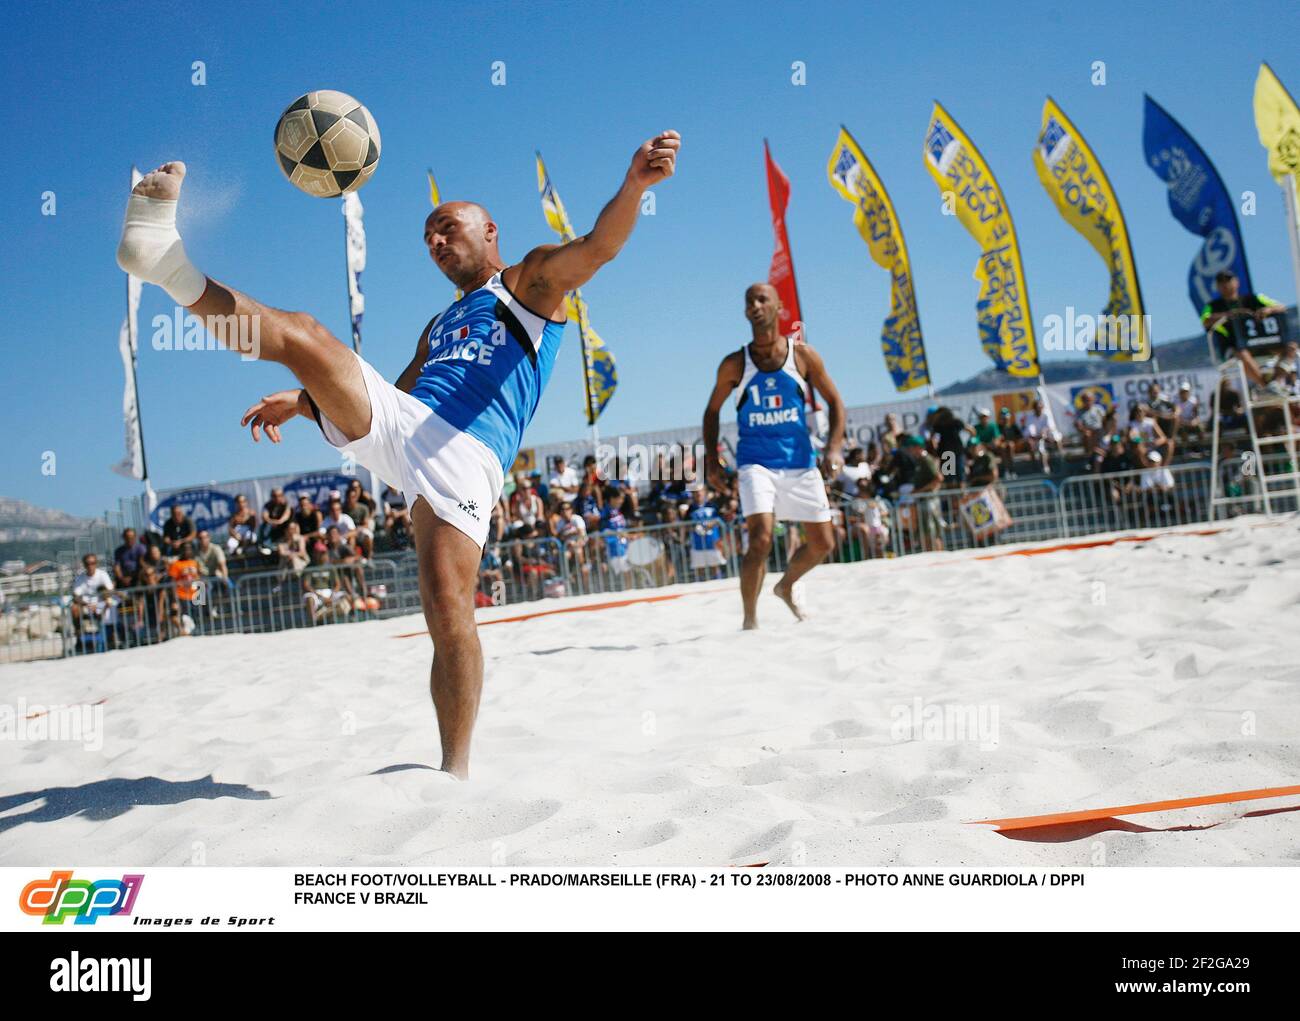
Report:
427,167,442,207
1254,63,1300,181
827,126,929,391
535,152,617,424
1033,98,1148,362
923,103,1039,377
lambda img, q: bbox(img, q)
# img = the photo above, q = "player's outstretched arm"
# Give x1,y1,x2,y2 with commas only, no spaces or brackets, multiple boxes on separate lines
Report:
513,131,680,318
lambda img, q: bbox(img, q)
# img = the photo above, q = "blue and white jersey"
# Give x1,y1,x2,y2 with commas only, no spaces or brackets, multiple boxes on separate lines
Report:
688,503,722,551
409,271,566,472
735,340,815,470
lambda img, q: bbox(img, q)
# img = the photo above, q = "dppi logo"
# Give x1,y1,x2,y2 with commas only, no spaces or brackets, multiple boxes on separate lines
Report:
19,870,144,925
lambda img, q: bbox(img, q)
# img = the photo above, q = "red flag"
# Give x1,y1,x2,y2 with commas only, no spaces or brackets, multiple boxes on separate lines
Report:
764,140,803,341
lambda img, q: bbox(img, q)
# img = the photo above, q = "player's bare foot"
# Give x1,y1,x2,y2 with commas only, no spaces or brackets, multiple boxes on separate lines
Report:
133,161,187,201
742,616,759,631
772,579,807,621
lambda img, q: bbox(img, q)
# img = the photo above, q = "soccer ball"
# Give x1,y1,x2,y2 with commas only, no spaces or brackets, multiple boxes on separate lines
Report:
274,90,381,197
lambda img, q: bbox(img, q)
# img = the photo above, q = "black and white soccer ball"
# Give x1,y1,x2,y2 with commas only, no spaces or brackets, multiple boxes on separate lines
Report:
274,90,381,197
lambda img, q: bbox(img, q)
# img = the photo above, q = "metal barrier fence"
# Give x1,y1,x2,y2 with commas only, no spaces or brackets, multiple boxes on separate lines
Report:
7,455,1293,663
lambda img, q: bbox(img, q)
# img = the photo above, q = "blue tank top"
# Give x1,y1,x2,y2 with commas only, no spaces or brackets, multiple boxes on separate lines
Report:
735,339,815,470
409,271,566,471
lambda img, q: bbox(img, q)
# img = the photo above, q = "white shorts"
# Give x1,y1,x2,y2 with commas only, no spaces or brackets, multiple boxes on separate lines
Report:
316,353,505,548
737,464,832,523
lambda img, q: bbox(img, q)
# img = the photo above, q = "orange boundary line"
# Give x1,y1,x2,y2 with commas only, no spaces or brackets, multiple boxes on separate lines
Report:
971,784,1300,831
393,590,713,637
967,526,1227,562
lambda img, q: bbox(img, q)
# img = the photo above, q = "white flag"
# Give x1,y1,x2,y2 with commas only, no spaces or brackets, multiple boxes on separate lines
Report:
342,192,366,352
111,167,147,481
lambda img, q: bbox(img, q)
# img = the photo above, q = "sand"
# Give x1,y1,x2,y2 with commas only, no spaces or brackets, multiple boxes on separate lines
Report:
2,516,1298,867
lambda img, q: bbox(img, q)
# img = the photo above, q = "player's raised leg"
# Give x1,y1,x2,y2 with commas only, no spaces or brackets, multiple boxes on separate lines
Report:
411,498,484,780
116,161,372,442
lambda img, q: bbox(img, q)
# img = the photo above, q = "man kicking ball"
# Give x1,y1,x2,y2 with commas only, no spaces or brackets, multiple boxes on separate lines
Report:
116,131,681,779
703,284,846,629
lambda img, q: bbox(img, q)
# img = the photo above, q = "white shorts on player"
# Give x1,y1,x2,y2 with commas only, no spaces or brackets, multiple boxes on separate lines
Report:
737,464,832,523
315,352,505,548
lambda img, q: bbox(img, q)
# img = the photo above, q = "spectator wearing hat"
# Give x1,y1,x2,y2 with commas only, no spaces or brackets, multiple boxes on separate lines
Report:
965,436,999,487
1140,449,1176,513
1201,270,1286,388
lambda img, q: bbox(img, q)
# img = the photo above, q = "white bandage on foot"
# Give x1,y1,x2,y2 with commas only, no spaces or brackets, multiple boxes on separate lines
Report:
116,194,208,306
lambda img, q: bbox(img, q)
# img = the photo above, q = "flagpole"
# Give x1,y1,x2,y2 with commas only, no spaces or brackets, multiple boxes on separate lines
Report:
1283,175,1300,308
126,263,152,524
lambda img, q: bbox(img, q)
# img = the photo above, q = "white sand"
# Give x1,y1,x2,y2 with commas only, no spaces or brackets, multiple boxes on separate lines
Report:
3,516,1299,867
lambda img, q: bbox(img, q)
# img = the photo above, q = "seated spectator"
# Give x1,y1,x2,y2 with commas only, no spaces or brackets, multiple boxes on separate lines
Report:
925,405,968,486
548,456,580,504
320,497,357,546
1098,434,1134,475
226,495,258,553
1020,397,1063,473
141,542,167,577
295,494,324,538
965,437,999,487
1140,449,1176,511
301,544,353,623
277,521,310,572
260,488,292,545
167,542,201,625
1073,392,1106,458
1214,379,1248,431
509,473,546,538
381,484,411,545
599,486,631,577
848,477,890,559
837,446,872,497
162,504,197,557
478,545,505,602
194,529,233,604
71,553,115,634
575,478,603,534
1129,404,1172,462
342,482,374,558
112,528,147,588
1173,382,1205,451
996,407,1026,476
127,562,169,644
1201,270,1287,388
1145,384,1178,444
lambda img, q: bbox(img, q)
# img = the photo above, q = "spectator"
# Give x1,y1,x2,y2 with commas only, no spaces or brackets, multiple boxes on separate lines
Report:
141,542,167,577
848,477,890,559
1129,404,1172,462
965,436,999,487
508,473,546,538
1214,379,1248,432
260,488,292,544
837,446,872,497
548,456,581,504
277,521,310,572
1020,397,1063,473
342,482,374,558
71,553,115,634
687,486,726,579
599,486,631,578
1201,270,1287,388
194,529,233,599
321,497,357,545
162,504,197,557
1073,392,1106,459
167,541,201,625
1099,434,1134,475
1140,449,1176,512
925,405,968,485
1173,382,1205,451
1145,384,1179,446
128,562,169,644
996,407,1025,476
575,478,603,534
112,528,147,588
226,495,258,553
381,484,411,545
302,542,352,623
900,434,945,552
294,494,324,538
879,412,907,455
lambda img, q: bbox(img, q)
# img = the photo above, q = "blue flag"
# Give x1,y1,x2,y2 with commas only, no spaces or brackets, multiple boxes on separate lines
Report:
1142,95,1252,313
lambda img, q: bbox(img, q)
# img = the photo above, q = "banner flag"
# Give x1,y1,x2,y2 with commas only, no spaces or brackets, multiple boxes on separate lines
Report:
535,152,617,424
764,140,804,340
1033,97,1148,361
1143,94,1252,312
342,192,366,353
827,126,930,390
922,102,1039,377
1253,63,1300,303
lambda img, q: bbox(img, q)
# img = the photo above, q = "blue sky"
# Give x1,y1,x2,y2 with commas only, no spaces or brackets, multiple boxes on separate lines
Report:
2,0,1298,516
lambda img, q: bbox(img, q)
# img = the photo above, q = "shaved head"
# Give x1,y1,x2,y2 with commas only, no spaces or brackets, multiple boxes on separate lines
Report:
744,282,783,334
424,201,502,289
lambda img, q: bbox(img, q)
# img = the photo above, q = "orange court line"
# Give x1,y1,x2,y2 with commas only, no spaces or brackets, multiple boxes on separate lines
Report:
392,590,732,637
971,784,1300,831
967,526,1227,562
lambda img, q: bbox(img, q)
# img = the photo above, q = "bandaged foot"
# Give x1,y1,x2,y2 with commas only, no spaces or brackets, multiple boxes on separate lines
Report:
115,161,208,306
